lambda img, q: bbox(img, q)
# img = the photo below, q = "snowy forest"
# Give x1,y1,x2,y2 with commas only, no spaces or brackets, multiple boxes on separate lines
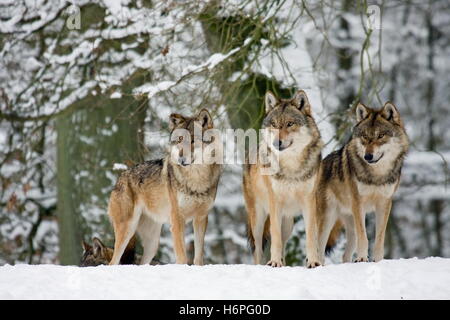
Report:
0,0,449,267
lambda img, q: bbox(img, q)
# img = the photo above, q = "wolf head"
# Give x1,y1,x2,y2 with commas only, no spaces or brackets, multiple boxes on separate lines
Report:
168,109,215,166
80,237,137,266
352,102,409,166
262,90,320,153
80,237,113,267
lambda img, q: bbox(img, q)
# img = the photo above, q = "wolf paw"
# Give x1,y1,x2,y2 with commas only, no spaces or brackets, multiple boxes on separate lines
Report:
266,260,283,268
354,256,369,263
306,259,321,268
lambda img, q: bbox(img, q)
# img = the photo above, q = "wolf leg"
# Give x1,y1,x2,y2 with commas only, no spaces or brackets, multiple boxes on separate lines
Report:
352,201,369,262
342,214,356,263
281,216,294,265
267,204,283,267
373,199,392,262
243,173,265,265
251,209,267,265
167,183,187,264
137,216,162,265
193,214,208,266
267,213,283,267
170,214,187,264
262,176,283,267
109,203,141,265
317,215,336,265
303,197,322,268
317,208,337,265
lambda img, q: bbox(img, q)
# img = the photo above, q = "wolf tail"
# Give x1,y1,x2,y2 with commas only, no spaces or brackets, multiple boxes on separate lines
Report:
325,219,343,255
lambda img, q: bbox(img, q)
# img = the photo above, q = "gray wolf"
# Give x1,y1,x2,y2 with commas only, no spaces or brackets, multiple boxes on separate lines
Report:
316,102,409,263
80,236,162,266
108,109,222,265
243,90,323,268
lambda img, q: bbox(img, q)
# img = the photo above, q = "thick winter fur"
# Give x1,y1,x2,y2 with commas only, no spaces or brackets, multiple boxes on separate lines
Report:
243,90,323,268
316,102,409,263
80,236,162,266
108,109,222,265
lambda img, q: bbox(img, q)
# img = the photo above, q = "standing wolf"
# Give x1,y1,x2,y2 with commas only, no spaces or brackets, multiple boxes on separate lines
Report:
108,109,221,265
316,102,409,263
243,90,323,268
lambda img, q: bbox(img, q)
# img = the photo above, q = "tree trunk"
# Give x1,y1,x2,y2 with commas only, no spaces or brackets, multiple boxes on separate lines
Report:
56,75,146,265
333,0,356,143
425,6,443,257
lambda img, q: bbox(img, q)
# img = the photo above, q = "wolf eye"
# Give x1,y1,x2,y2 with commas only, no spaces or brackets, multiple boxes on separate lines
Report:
287,122,294,127
378,133,385,139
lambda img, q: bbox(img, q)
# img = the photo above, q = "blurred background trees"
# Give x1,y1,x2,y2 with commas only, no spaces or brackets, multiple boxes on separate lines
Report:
0,0,449,265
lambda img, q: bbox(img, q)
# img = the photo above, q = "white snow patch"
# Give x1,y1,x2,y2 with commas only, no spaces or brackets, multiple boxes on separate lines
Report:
110,91,122,99
133,81,176,98
0,258,449,299
113,163,128,171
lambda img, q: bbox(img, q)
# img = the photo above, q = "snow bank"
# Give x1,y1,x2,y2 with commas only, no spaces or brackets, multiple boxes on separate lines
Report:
0,258,449,299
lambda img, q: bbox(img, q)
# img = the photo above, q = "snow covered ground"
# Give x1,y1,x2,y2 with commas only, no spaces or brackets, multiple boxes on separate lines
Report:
0,258,449,299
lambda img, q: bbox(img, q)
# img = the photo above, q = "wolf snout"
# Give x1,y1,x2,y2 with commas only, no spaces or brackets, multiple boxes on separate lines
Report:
273,139,283,150
273,139,291,151
364,153,374,162
178,157,189,166
364,153,384,164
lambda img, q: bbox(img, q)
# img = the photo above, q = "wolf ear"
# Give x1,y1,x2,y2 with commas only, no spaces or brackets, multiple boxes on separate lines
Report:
265,91,278,113
196,109,213,129
382,102,401,125
92,237,106,257
169,113,185,131
293,90,311,115
82,241,91,252
356,103,369,122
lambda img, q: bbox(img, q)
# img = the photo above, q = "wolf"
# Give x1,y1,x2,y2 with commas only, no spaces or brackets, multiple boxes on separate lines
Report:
316,102,409,263
80,236,162,266
81,237,135,266
243,90,324,268
108,109,222,265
